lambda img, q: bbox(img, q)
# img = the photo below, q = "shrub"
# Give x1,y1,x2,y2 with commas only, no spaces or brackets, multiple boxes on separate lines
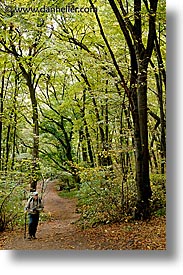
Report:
76,168,166,227
0,174,27,232
150,174,166,216
77,167,126,227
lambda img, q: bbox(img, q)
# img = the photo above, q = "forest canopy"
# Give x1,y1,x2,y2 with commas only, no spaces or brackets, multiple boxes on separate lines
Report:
0,0,166,230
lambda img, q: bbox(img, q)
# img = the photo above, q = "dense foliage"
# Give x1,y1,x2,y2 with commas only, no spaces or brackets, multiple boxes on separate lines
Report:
0,0,166,230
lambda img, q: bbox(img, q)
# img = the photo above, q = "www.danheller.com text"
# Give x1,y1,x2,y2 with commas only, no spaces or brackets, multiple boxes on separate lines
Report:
5,5,97,13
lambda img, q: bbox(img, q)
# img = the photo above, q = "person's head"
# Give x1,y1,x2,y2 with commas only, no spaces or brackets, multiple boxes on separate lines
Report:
33,191,38,199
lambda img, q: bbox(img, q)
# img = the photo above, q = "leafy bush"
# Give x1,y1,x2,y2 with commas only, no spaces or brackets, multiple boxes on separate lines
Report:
150,174,166,216
59,188,78,199
0,174,27,232
77,167,127,227
76,168,166,227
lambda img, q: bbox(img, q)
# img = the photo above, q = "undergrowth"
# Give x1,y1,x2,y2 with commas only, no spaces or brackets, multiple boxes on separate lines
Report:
74,168,166,228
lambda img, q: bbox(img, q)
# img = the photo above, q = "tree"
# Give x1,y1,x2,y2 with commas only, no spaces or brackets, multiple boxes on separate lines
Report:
0,8,52,190
89,0,164,219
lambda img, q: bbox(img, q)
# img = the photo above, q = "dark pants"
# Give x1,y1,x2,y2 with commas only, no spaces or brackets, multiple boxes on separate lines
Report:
28,213,39,237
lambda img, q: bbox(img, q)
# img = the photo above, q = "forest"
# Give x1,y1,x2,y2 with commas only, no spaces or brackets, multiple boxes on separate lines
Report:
0,0,166,242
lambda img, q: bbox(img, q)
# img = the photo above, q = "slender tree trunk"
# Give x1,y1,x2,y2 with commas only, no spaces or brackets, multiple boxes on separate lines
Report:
4,124,11,172
137,66,152,198
11,75,18,170
104,81,112,166
154,34,166,173
0,69,5,170
79,129,88,162
84,119,94,167
28,82,39,191
82,89,94,166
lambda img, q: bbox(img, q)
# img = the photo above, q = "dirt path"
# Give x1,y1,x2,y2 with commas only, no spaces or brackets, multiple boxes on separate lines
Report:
0,180,166,250
1,180,86,250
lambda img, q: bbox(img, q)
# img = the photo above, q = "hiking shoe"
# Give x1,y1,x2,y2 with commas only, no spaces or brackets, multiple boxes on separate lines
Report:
27,236,32,240
32,236,37,239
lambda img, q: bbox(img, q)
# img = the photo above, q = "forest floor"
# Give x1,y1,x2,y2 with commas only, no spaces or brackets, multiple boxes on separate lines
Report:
0,180,166,250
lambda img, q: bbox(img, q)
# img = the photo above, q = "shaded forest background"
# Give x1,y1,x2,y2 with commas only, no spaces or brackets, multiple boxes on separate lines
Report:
0,0,166,231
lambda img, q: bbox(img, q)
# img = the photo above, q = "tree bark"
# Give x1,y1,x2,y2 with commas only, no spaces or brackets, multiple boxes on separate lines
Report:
0,68,5,170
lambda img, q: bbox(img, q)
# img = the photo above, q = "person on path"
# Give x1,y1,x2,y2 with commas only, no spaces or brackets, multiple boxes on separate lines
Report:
25,191,44,240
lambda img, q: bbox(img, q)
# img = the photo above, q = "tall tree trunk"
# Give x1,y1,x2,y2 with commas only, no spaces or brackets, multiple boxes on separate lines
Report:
28,83,39,191
135,66,152,212
84,119,94,167
0,68,5,170
132,0,158,218
11,74,18,170
4,124,11,172
154,32,166,173
78,129,88,162
82,89,94,166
